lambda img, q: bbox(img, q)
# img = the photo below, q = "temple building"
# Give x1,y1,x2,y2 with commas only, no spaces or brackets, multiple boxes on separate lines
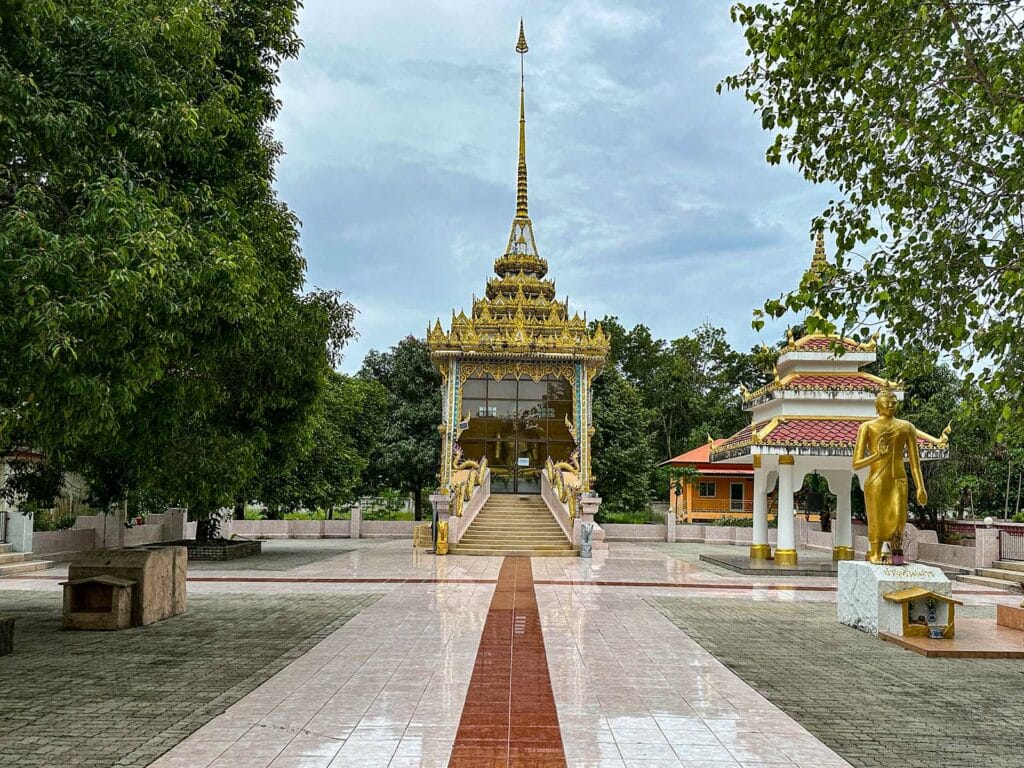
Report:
425,23,608,555
709,233,950,565
661,440,755,523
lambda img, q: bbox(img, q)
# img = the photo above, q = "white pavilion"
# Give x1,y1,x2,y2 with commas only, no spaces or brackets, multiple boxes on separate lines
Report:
710,235,950,565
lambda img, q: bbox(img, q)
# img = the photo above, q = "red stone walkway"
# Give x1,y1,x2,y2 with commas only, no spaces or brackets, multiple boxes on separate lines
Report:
448,556,566,768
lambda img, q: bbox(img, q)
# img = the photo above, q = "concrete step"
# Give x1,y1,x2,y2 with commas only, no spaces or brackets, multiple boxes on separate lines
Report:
460,536,565,540
993,560,1024,573
976,567,1024,584
957,574,1024,593
460,536,573,548
466,528,565,532
450,545,577,557
458,542,571,551
913,560,972,577
471,520,558,527
461,526,565,535
475,514,557,520
0,559,55,577
0,552,30,565
0,543,13,554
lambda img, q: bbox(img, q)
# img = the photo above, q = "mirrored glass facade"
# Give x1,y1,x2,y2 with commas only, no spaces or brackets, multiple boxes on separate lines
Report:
459,375,573,494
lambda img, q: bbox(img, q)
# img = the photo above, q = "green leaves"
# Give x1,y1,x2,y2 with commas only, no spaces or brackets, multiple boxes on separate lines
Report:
1,1,343,527
724,0,1024,419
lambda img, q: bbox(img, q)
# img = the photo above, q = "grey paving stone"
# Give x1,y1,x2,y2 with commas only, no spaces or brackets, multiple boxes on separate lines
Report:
0,590,380,768
651,597,1024,768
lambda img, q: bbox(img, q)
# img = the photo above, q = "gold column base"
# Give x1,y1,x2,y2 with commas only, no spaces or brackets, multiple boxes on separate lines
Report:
749,544,772,560
832,545,855,561
774,548,798,566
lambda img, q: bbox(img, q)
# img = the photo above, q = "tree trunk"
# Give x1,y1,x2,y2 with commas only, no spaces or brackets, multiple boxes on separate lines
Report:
233,497,245,521
1016,470,1022,516
1005,462,1012,518
413,488,423,521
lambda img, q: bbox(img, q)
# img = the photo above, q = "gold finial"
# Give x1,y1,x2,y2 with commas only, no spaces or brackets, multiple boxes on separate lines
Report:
808,227,828,277
515,19,529,218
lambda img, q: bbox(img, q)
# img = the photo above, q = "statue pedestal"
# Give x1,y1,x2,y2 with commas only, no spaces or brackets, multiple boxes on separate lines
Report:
837,561,951,636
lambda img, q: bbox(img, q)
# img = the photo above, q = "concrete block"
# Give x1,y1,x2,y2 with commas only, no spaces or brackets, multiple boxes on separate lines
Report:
838,560,951,636
68,546,187,626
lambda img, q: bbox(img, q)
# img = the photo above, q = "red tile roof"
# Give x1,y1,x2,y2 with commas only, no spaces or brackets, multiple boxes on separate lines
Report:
712,417,946,459
785,373,884,392
663,440,726,465
764,418,863,445
791,335,864,352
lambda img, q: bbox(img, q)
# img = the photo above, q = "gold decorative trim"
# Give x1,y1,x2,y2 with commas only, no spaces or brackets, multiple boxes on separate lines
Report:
459,361,575,384
917,422,952,448
779,455,795,466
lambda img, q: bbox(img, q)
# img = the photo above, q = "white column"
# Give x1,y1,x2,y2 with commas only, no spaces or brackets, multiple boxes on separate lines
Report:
751,458,770,560
830,473,854,560
775,455,797,565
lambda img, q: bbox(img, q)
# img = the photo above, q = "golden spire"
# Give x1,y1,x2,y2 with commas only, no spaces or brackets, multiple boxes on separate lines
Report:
515,19,529,219
809,228,827,276
495,19,543,274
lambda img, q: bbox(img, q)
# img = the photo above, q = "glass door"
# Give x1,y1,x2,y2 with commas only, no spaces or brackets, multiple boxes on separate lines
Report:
456,374,573,495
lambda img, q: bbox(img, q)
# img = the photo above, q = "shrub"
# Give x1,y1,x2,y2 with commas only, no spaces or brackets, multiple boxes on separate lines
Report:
32,508,78,532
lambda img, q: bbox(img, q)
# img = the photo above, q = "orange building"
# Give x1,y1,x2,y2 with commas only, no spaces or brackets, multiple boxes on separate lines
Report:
662,440,755,523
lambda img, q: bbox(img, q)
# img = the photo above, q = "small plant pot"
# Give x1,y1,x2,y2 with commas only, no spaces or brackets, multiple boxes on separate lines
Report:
892,554,905,565
135,516,144,526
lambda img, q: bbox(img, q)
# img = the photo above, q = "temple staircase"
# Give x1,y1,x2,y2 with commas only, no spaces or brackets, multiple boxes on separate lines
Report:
0,543,54,577
450,496,575,557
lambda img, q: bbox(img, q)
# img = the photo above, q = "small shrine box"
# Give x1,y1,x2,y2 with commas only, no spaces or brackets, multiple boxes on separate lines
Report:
61,575,135,631
883,587,962,639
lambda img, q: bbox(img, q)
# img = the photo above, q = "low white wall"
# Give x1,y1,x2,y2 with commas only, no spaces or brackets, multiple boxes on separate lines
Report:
32,528,96,560
31,510,186,560
226,519,355,539
361,520,416,538
918,541,975,569
602,523,666,541
452,471,490,544
123,523,166,547
540,472,574,542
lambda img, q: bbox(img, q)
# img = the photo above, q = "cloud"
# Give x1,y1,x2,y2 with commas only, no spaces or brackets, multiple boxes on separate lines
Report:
272,0,835,370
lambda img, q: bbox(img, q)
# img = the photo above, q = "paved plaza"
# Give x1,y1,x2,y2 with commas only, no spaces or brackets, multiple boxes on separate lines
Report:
1,539,1020,767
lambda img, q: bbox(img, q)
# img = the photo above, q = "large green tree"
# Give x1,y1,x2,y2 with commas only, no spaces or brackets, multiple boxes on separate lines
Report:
358,337,441,521
591,368,658,518
256,372,387,518
1,1,351,536
725,1,1024,414
871,344,1022,524
593,317,765,461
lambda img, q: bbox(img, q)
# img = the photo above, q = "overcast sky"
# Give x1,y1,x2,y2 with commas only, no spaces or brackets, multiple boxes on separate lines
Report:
273,0,836,373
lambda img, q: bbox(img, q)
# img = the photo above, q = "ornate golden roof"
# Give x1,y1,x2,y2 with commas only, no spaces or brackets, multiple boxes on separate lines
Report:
428,21,609,365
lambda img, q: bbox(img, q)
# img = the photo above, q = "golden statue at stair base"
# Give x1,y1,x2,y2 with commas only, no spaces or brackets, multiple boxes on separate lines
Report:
852,387,928,564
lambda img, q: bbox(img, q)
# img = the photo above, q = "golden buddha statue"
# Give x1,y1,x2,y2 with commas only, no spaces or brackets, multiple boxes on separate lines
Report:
852,386,927,563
